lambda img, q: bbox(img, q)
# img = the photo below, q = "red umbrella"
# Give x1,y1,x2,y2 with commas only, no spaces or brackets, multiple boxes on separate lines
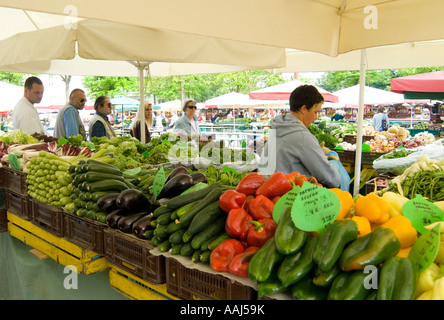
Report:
391,71,444,99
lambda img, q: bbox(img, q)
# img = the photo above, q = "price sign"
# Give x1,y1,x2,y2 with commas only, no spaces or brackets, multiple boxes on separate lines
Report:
123,167,141,176
272,186,301,223
402,195,444,234
222,165,239,175
361,143,371,152
152,166,166,201
291,183,341,233
8,154,20,170
141,151,150,157
408,223,441,273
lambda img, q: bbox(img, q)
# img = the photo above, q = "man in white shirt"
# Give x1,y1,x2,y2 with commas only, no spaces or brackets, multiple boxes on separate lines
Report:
12,76,48,135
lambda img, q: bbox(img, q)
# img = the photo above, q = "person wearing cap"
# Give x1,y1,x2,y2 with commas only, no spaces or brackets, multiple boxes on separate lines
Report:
54,88,87,140
172,99,200,135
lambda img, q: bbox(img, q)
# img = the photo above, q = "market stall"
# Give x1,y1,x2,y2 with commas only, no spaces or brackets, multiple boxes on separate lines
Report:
1,129,444,301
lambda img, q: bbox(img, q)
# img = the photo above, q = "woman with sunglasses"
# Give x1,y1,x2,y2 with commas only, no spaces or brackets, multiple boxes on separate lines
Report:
172,99,200,135
89,95,116,140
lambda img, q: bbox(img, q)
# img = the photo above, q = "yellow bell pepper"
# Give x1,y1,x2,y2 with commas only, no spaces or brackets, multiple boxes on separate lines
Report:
355,193,390,225
330,188,355,220
381,215,418,249
396,246,412,258
414,262,440,298
432,277,444,300
381,191,409,217
416,290,433,300
351,215,371,238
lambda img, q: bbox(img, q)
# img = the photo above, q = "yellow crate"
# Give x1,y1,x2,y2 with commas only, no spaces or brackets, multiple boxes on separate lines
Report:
341,161,355,174
7,212,108,275
109,264,180,300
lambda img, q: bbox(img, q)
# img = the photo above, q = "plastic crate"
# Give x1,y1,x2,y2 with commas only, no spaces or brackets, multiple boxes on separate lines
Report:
0,167,6,188
5,167,27,196
64,212,107,254
361,151,386,165
335,149,356,163
365,176,393,195
30,198,64,237
165,258,257,300
0,209,7,232
104,228,166,285
5,190,32,220
408,129,441,137
344,135,374,144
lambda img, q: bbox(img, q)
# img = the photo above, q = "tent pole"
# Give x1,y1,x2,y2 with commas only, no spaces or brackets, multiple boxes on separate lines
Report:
353,49,367,196
138,62,146,144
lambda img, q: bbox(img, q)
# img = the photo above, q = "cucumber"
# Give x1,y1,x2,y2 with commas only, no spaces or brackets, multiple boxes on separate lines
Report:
95,211,107,224
84,163,122,176
178,188,224,228
182,230,194,243
199,250,212,263
166,220,183,234
169,229,187,245
180,242,195,256
170,244,183,255
76,208,88,217
208,233,232,251
86,179,129,192
170,210,178,220
200,234,221,252
86,159,121,170
86,210,97,220
166,182,220,210
157,212,172,225
192,249,203,263
153,224,169,239
187,201,223,235
190,217,226,249
151,236,163,246
150,219,158,228
83,171,124,183
176,199,201,218
153,205,171,218
158,240,171,253
79,192,89,201
91,191,109,202
144,230,154,240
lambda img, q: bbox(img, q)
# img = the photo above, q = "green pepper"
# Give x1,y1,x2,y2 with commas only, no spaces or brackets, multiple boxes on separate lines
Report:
292,273,329,300
313,219,358,272
377,256,416,300
277,236,318,287
248,236,284,282
338,227,401,272
327,270,372,300
274,207,307,255
256,269,288,298
312,264,341,287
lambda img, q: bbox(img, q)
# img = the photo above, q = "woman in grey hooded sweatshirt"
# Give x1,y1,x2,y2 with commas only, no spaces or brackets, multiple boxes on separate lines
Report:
260,85,341,188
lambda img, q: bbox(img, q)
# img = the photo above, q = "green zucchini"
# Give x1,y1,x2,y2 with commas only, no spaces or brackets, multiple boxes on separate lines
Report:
151,236,163,246
190,217,226,249
170,210,178,220
79,192,89,201
180,242,195,256
76,208,88,217
178,188,224,228
192,249,203,263
199,251,211,264
176,199,201,218
153,224,169,239
157,212,172,225
158,240,171,252
182,230,194,243
187,201,223,235
144,230,154,240
170,244,183,255
166,182,220,210
91,191,109,202
201,234,222,252
95,212,107,224
86,159,121,170
208,233,232,251
82,171,124,183
86,210,97,220
153,205,171,218
86,179,129,192
84,163,122,176
166,220,183,234
169,229,187,245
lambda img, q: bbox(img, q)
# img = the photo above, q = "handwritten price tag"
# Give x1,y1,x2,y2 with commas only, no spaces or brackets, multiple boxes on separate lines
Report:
272,186,301,223
291,183,341,233
152,166,166,201
402,194,444,234
408,223,441,273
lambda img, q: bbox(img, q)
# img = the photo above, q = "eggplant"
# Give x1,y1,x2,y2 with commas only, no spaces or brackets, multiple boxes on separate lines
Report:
106,209,125,229
132,215,153,239
118,212,148,233
156,174,194,200
97,193,120,213
165,166,189,184
116,189,151,213
190,172,208,185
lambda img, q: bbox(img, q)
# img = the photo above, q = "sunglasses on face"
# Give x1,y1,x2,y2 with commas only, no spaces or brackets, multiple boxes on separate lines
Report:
187,106,197,110
80,99,87,103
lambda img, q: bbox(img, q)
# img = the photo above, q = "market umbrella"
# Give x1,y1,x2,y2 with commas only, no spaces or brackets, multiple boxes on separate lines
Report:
0,81,23,112
390,70,444,100
332,85,405,107
249,80,339,103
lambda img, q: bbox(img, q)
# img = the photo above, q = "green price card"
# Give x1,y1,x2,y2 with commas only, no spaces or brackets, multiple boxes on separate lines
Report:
152,166,166,201
222,165,239,175
291,183,341,233
8,154,20,170
408,223,441,273
402,194,444,234
123,167,142,176
141,151,150,157
361,143,371,152
272,186,301,223
241,140,247,148
57,137,68,146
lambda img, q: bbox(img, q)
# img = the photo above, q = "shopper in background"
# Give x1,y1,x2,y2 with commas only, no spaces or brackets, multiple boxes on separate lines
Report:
173,99,200,135
331,109,345,121
129,100,152,143
89,96,116,140
260,84,341,188
372,105,390,132
54,88,87,140
12,76,48,135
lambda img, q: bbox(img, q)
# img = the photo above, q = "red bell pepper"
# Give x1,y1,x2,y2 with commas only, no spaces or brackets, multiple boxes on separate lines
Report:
225,208,254,239
293,174,309,187
236,172,265,195
228,246,259,277
247,195,275,220
271,196,281,203
247,218,278,247
210,239,245,272
219,189,247,213
255,172,292,198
